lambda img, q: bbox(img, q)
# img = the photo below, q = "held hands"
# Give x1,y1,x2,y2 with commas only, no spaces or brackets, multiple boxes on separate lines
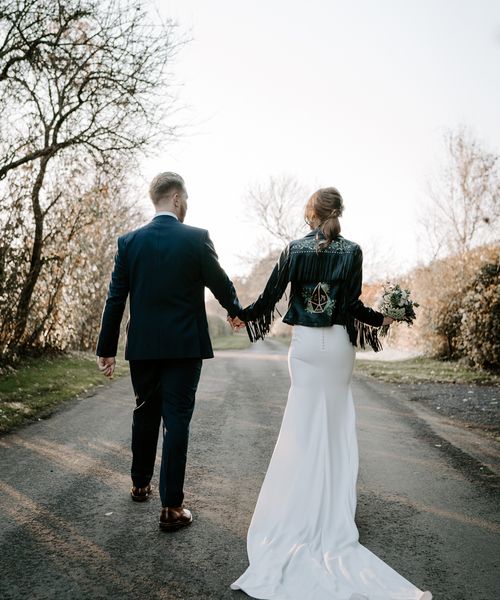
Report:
97,356,116,379
227,316,246,331
228,315,394,329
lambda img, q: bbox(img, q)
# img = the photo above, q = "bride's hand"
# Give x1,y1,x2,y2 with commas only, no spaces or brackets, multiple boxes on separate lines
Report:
382,316,394,326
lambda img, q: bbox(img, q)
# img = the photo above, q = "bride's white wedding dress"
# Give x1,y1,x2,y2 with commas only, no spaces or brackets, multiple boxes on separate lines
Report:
231,324,432,600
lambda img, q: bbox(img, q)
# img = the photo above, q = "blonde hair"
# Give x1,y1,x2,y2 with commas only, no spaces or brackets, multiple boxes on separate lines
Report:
149,172,185,204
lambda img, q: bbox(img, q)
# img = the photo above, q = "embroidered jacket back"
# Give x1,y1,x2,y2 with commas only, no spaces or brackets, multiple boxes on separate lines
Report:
240,229,384,352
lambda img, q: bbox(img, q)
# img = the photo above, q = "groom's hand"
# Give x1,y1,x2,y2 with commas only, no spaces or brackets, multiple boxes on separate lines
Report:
97,356,116,378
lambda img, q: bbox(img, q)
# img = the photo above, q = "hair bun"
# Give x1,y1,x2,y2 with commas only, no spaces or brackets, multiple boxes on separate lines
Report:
304,187,343,249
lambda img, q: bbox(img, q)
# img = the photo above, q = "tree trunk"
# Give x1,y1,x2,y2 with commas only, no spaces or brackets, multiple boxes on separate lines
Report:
9,155,50,351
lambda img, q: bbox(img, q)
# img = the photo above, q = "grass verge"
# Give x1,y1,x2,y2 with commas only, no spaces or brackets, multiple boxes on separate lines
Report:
212,334,252,350
354,355,499,385
0,351,128,434
0,336,250,434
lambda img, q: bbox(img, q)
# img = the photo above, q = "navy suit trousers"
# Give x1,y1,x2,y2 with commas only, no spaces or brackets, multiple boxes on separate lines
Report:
129,358,203,507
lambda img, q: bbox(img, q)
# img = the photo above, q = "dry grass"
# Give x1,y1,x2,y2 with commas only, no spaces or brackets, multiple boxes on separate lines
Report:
354,355,499,385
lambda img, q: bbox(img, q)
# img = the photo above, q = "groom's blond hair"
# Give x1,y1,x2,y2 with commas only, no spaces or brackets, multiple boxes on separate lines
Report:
149,172,185,204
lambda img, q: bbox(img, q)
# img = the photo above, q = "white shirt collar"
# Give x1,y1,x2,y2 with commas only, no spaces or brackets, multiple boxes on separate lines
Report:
153,211,178,221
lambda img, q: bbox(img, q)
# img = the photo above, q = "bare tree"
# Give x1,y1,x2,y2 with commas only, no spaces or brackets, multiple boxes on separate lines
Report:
0,0,183,352
418,125,500,263
245,174,309,248
0,153,143,359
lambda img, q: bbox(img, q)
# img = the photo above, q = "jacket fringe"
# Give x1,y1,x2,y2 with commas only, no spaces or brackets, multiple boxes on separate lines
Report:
243,252,290,343
244,297,287,342
245,311,274,342
290,248,352,283
247,314,383,352
346,318,384,353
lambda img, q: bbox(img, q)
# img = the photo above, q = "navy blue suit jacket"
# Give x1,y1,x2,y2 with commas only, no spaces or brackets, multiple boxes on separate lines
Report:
96,215,242,360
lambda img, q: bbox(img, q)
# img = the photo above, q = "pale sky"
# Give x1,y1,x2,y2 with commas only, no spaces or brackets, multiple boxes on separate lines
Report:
139,0,500,281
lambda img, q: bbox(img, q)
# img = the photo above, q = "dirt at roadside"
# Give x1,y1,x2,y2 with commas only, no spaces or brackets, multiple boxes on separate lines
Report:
379,379,500,438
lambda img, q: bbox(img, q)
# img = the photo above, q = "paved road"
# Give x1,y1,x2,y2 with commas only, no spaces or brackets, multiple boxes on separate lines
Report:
0,341,499,600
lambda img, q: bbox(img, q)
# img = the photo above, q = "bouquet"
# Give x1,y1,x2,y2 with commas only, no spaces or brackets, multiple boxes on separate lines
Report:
377,281,419,337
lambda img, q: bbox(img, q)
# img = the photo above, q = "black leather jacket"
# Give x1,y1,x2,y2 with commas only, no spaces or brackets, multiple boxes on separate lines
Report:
239,229,385,352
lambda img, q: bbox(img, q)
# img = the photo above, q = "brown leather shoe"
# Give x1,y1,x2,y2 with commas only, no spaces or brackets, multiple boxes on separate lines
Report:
159,506,193,531
130,484,152,502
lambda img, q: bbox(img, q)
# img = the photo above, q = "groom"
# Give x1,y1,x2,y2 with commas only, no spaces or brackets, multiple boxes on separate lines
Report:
96,172,243,530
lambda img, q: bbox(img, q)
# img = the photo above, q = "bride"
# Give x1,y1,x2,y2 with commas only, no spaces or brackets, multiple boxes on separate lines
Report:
230,187,432,600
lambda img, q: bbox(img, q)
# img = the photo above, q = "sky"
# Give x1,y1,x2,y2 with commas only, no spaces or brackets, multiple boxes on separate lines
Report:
138,0,500,281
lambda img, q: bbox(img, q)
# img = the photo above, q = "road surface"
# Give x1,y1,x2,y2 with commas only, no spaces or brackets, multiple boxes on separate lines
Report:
0,340,498,599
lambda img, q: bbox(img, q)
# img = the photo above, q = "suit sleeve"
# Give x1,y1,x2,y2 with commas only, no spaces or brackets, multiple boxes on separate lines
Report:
201,231,242,318
239,243,291,341
346,246,384,327
95,236,130,357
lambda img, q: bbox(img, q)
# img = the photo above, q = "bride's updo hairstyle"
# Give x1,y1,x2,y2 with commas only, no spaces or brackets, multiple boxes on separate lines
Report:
304,187,344,251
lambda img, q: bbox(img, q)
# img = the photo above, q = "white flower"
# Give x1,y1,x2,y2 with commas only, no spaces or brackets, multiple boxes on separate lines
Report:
387,307,406,320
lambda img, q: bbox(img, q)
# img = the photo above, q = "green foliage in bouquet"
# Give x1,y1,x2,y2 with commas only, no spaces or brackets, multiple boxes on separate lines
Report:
377,282,419,337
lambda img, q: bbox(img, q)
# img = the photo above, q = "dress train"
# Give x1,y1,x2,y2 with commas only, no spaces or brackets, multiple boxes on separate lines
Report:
231,325,432,600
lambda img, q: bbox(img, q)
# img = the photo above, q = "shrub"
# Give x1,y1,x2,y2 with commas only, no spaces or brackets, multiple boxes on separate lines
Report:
207,314,230,339
381,242,499,368
458,260,500,370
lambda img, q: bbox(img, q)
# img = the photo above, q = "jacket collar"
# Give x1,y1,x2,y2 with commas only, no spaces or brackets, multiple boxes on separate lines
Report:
305,228,319,238
151,214,179,223
304,228,343,240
